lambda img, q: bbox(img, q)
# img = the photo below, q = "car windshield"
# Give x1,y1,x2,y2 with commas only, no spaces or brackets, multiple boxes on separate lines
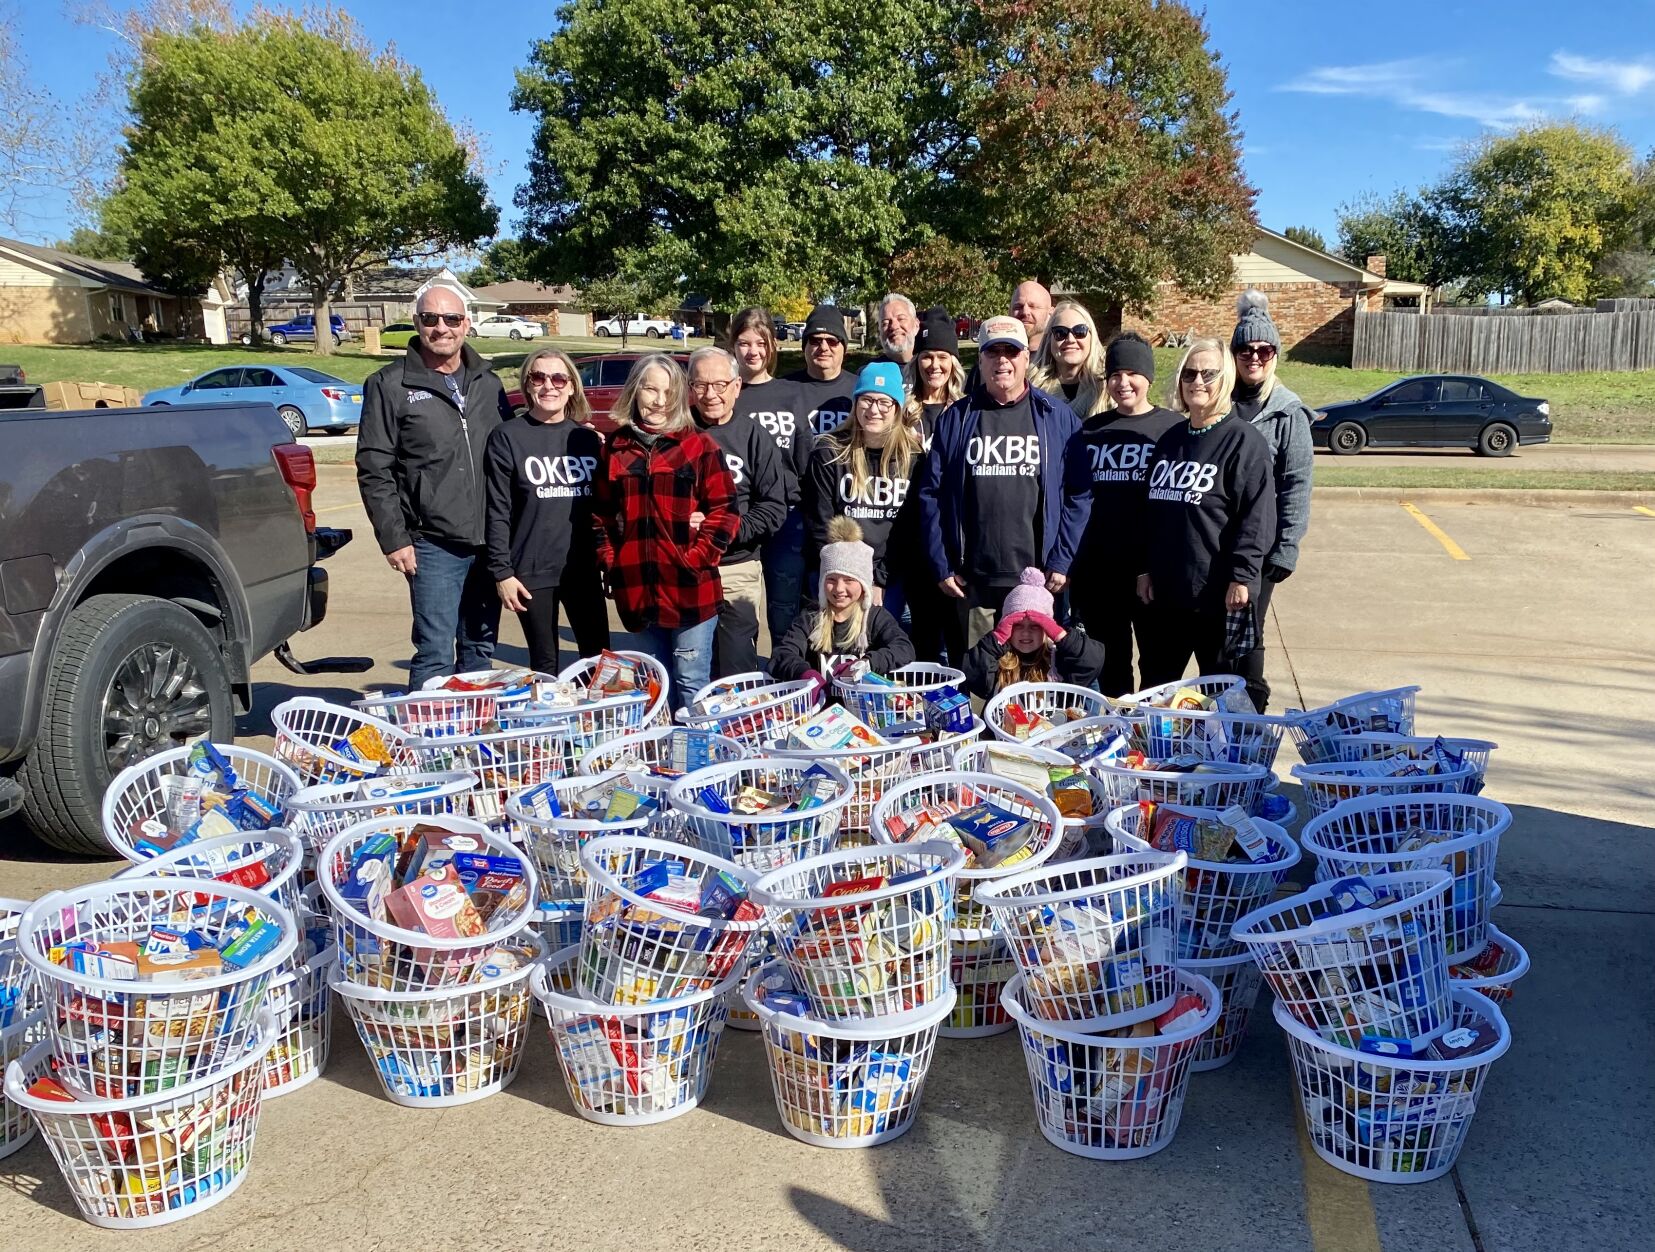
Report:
288,368,349,385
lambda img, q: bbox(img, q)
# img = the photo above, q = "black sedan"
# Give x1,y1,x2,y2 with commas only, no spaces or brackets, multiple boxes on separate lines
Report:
1311,374,1551,457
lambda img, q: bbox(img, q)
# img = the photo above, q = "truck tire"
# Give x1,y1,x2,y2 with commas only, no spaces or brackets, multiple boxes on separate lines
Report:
17,594,233,855
270,331,288,346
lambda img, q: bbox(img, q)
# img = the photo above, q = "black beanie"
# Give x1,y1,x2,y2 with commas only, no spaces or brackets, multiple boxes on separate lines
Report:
1105,334,1156,381
802,303,847,344
914,306,958,356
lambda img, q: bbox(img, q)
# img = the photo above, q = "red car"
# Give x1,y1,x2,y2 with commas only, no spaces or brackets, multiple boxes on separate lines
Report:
505,351,689,435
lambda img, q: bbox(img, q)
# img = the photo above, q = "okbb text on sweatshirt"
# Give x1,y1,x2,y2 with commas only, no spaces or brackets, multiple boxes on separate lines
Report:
483,415,604,589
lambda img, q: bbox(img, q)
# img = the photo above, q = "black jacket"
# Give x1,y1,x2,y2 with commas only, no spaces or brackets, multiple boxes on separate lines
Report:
962,629,1106,699
694,412,790,565
768,605,914,681
356,343,513,552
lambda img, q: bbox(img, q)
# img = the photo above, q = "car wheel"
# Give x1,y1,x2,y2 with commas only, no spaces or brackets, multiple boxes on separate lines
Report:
270,331,288,346
595,326,610,338
509,329,522,340
238,333,252,346
278,405,306,438
466,327,477,338
645,328,661,339
1329,422,1366,455
17,593,233,854
1477,422,1516,457
332,333,342,347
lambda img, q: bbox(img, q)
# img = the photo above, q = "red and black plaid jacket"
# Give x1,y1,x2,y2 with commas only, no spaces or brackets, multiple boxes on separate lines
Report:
592,424,740,630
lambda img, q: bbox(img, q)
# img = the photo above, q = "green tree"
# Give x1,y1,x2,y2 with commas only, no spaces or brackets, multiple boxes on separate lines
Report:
888,236,1007,319
1282,224,1327,254
1440,123,1636,304
53,222,132,260
107,11,496,355
463,238,532,288
576,260,677,350
954,0,1256,309
512,0,958,307
1335,189,1451,286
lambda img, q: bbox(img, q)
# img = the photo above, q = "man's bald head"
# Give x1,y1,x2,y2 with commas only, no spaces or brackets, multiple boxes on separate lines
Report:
414,284,469,367
1010,281,1054,352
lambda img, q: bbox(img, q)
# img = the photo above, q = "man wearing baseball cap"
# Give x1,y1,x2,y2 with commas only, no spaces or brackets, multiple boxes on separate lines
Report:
917,314,1091,652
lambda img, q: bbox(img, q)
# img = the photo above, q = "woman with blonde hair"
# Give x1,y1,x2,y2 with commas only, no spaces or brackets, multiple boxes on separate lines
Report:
805,362,925,616
1030,299,1108,418
592,353,738,710
484,347,608,672
906,306,966,444
1135,337,1275,686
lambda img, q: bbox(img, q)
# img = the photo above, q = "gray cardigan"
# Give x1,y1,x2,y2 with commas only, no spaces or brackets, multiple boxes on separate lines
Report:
1249,380,1315,572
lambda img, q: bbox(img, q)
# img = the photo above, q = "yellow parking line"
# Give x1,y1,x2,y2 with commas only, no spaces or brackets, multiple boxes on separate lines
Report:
1400,502,1469,560
1297,1106,1383,1252
1634,505,1655,518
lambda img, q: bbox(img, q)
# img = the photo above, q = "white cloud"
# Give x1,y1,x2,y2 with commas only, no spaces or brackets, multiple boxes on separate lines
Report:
1548,51,1655,96
1278,58,1615,129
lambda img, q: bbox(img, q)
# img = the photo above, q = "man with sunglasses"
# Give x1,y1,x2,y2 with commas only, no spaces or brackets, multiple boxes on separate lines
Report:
1227,289,1315,712
357,284,514,688
689,346,789,676
917,315,1090,653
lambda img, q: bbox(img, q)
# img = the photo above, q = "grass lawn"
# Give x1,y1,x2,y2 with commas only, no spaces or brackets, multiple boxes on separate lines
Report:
6,337,1649,442
1312,465,1655,491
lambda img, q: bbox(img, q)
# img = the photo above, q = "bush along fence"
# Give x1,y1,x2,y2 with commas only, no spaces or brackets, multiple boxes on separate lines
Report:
1353,309,1655,374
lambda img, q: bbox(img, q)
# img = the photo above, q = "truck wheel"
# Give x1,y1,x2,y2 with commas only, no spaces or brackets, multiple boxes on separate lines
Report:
270,331,288,346
17,594,233,855
278,406,306,438
595,326,610,338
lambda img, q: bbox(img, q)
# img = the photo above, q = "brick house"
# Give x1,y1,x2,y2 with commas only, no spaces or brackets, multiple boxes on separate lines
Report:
0,236,210,344
1101,226,1428,361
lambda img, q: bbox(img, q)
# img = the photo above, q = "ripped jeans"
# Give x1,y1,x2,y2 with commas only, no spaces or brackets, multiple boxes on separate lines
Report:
634,615,719,714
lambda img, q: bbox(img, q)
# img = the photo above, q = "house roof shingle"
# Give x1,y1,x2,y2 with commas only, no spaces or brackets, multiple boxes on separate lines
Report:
0,236,170,295
470,280,582,304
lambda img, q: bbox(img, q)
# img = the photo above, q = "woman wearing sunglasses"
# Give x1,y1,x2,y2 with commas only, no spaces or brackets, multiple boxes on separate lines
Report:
483,348,610,673
1134,338,1275,687
1030,300,1108,418
1227,289,1315,712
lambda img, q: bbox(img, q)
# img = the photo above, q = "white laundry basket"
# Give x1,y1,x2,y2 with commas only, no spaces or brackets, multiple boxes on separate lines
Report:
1281,985,1510,1183
101,743,302,862
270,697,409,786
668,759,855,872
558,650,672,728
113,828,306,920
833,662,967,731
18,879,295,1095
1285,687,1421,764
506,772,660,903
984,682,1113,743
678,676,821,747
534,948,740,1126
744,964,956,1147
1004,968,1219,1159
283,771,478,863
972,850,1187,1029
4,1009,278,1228
1183,951,1265,1071
1291,760,1481,818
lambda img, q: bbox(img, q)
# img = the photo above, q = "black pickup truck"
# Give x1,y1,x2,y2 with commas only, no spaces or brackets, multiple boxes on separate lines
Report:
0,364,44,410
0,400,359,853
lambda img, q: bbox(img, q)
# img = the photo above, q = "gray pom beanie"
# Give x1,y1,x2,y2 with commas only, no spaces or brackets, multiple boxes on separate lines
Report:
1231,289,1281,352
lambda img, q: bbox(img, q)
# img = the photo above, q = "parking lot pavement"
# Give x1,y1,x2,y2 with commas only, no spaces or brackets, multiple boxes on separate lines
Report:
1,469,1649,1251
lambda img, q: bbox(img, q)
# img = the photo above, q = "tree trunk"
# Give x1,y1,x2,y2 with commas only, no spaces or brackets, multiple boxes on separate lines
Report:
312,281,335,356
621,311,630,351
244,278,265,346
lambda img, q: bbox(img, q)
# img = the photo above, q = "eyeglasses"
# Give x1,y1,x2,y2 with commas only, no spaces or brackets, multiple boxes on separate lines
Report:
689,378,734,395
1049,324,1089,341
418,312,466,328
526,371,571,388
805,336,840,350
1180,367,1222,385
1235,343,1278,362
858,395,897,413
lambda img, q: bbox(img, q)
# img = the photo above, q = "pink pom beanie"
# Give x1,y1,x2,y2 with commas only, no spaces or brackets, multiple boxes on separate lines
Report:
999,568,1053,620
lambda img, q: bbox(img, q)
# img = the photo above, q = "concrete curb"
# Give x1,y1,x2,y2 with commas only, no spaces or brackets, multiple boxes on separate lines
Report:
1313,486,1655,506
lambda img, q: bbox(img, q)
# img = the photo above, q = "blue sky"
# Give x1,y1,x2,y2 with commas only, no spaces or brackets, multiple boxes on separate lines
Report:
11,0,1655,251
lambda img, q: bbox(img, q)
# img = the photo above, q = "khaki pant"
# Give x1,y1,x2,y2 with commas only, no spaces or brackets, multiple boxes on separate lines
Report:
714,558,767,677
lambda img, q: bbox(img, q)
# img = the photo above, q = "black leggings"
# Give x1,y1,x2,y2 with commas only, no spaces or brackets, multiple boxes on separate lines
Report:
1136,600,1228,690
516,578,611,674
1071,572,1151,697
1235,576,1277,712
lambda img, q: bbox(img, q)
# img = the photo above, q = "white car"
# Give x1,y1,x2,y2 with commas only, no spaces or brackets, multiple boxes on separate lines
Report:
471,314,545,340
592,316,674,339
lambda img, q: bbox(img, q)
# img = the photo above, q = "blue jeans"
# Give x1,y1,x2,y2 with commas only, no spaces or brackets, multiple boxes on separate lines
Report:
407,537,500,689
762,510,806,655
636,616,718,714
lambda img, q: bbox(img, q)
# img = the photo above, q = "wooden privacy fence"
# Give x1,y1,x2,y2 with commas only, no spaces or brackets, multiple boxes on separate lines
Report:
1353,309,1655,373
